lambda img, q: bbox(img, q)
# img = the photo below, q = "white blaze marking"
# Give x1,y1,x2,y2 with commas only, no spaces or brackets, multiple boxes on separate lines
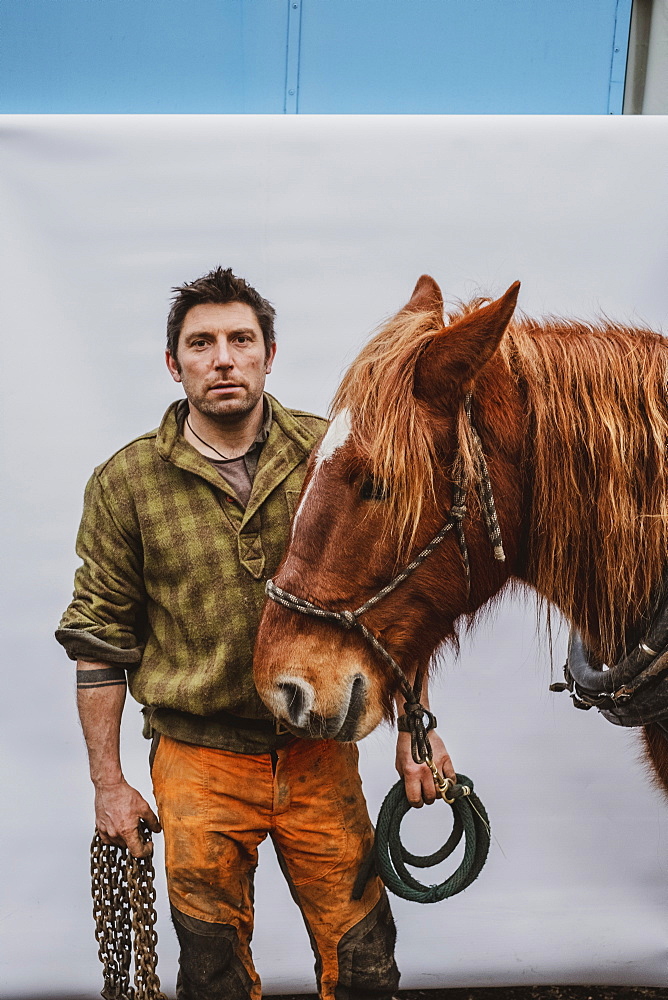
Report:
292,409,352,532
315,409,352,466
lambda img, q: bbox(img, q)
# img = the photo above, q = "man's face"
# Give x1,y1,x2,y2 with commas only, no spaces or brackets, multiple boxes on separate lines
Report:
166,302,275,421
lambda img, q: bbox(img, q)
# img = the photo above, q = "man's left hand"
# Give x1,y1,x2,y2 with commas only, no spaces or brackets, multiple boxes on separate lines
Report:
395,729,456,808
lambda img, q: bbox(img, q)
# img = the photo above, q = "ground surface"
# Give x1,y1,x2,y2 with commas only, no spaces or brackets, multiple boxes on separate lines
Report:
271,990,666,1000
27,990,668,1000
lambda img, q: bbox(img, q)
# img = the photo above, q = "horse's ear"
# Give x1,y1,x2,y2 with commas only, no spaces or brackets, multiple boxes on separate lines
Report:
414,281,520,402
404,274,444,319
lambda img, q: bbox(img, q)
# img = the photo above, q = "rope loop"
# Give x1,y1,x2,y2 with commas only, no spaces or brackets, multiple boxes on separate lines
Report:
401,700,437,765
374,772,490,903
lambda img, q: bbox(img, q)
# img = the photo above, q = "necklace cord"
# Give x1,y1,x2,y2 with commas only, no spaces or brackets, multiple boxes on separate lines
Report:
186,415,241,463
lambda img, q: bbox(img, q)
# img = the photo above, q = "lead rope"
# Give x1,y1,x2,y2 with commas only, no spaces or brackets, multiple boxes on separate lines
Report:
267,393,503,902
90,823,167,1000
372,770,491,903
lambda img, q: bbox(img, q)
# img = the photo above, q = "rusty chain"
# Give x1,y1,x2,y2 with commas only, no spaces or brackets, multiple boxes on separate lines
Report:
90,824,167,1000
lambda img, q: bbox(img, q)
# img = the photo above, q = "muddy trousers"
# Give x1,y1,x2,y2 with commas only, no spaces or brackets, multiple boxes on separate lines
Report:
152,734,399,1000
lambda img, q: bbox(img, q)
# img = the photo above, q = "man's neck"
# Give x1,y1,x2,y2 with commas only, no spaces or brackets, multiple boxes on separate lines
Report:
183,398,265,460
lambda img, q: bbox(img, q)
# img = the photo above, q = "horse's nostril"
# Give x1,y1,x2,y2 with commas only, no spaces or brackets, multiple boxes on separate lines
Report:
277,680,310,727
336,673,367,741
350,674,365,710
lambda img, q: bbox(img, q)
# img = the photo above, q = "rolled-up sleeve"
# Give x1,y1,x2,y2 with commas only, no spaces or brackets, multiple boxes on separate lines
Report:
56,470,146,663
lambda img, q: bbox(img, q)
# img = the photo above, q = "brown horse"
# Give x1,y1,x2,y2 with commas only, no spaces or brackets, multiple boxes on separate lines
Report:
253,276,668,794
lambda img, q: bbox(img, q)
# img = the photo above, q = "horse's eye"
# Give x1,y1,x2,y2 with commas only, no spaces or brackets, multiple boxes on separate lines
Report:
360,477,389,501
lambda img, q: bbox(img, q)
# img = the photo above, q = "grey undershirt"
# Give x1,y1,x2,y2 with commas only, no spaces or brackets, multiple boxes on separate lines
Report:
204,398,272,507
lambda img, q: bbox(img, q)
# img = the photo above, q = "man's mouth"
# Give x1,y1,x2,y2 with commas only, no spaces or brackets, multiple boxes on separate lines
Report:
209,382,243,392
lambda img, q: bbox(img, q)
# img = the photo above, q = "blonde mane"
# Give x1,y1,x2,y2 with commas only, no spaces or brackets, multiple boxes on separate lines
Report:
331,308,443,549
332,300,668,663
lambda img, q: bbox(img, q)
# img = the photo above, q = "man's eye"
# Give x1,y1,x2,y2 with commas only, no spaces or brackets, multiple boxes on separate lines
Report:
360,477,389,501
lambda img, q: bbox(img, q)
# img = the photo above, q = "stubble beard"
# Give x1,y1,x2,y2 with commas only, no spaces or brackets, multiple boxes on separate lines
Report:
184,378,264,426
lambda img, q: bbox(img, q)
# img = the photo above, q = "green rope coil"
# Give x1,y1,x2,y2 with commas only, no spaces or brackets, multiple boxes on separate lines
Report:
374,773,491,903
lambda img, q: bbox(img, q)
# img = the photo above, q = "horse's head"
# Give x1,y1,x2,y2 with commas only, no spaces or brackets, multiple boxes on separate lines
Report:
254,276,524,739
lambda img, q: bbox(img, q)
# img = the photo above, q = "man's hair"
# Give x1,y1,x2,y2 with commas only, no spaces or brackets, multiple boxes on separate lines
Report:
167,267,276,362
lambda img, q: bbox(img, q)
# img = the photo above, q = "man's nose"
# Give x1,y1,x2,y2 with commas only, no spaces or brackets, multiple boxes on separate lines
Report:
212,340,233,368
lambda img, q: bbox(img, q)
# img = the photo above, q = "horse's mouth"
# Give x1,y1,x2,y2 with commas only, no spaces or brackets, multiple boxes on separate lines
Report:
274,673,368,741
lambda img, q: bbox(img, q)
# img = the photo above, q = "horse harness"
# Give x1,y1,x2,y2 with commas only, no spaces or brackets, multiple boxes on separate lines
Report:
552,616,668,738
265,392,507,778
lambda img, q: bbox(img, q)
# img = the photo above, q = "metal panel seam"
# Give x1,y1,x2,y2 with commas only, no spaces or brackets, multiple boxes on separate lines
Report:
284,0,303,113
609,0,634,113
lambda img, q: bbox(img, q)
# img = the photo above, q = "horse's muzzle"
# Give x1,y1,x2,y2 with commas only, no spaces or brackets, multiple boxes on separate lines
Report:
273,672,368,741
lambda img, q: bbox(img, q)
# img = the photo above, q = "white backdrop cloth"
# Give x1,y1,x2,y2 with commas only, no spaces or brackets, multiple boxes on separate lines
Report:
1,115,667,996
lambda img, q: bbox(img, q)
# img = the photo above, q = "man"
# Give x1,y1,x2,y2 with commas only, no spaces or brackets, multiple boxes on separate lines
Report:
58,268,411,1000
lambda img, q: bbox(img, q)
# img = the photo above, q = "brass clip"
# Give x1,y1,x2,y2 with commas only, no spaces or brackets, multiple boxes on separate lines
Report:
426,758,470,804
426,759,454,803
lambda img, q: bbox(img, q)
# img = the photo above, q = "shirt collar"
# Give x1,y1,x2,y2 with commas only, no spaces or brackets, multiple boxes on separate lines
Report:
174,395,273,453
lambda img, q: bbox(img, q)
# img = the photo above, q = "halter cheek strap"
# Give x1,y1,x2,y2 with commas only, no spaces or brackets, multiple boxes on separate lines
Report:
265,392,506,765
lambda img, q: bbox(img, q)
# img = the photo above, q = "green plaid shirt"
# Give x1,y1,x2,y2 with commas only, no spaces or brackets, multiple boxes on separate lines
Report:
57,395,326,752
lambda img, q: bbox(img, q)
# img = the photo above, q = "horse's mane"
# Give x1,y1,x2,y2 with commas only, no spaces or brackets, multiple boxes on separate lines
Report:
332,299,668,663
502,316,668,662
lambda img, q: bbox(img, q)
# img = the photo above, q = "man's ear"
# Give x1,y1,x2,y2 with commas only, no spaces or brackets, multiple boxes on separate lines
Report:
166,350,182,383
413,281,520,402
264,341,277,375
403,274,444,323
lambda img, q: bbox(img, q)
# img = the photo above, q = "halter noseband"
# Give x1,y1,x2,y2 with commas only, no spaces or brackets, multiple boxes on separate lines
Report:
265,393,506,764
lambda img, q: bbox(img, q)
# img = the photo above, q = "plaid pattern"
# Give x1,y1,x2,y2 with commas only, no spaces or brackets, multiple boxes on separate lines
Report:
56,395,326,751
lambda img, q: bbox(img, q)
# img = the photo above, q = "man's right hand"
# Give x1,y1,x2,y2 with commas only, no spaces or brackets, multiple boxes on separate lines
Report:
76,658,160,858
94,778,161,858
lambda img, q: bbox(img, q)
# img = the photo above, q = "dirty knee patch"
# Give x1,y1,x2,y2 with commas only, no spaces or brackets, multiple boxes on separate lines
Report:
171,906,255,1000
335,892,400,999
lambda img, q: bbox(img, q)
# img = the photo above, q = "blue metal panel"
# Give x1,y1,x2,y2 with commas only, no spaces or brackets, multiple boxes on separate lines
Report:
0,0,289,112
296,0,632,113
0,0,633,113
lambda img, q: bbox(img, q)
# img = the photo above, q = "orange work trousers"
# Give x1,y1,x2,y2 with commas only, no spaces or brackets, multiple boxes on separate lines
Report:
152,734,399,1000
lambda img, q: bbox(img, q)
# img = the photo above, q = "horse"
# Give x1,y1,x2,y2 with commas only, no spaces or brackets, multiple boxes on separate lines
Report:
253,275,668,795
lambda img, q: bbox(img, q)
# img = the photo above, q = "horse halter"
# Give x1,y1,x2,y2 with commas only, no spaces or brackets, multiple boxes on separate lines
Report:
265,393,506,765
